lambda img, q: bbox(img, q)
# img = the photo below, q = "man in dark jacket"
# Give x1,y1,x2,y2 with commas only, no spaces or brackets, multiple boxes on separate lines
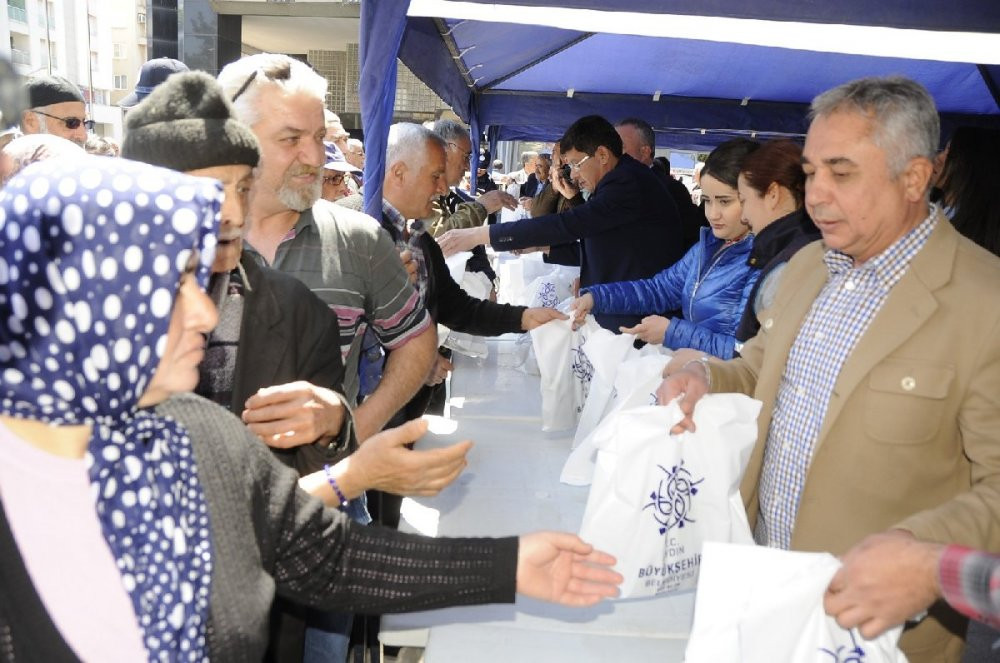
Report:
439,115,685,331
615,117,705,251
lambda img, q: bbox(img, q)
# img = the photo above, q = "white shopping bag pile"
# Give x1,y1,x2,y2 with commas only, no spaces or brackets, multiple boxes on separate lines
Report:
530,313,601,431
577,395,759,598
685,542,908,663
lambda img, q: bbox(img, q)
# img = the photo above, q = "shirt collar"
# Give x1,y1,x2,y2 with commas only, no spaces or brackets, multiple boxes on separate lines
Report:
822,205,939,287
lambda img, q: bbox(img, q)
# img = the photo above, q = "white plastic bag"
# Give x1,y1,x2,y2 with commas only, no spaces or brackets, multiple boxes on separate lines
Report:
530,314,600,431
570,329,637,448
561,352,672,485
577,395,759,598
685,542,908,663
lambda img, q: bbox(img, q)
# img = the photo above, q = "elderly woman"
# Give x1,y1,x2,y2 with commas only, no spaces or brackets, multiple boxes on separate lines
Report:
571,138,760,358
0,155,620,661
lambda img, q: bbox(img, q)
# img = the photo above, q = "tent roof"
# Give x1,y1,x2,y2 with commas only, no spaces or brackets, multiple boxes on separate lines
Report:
396,2,1000,149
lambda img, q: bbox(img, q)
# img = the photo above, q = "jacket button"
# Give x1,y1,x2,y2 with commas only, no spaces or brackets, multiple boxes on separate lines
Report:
763,318,774,330
901,376,916,391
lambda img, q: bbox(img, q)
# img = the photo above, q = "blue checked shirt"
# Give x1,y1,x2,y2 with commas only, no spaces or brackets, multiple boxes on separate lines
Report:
755,207,940,549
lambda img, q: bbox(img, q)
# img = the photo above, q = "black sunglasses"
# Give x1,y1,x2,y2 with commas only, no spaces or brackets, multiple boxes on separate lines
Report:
230,61,293,103
33,109,94,131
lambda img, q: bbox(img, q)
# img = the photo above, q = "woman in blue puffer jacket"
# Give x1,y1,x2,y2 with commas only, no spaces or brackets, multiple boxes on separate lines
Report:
571,138,760,359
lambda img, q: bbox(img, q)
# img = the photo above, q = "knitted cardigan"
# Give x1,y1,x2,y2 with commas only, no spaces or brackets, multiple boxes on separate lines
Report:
0,394,517,661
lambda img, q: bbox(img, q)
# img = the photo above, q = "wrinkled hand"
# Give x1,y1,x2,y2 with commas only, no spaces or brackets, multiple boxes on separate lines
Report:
824,530,944,639
425,354,454,386
242,381,345,448
654,366,709,434
439,227,488,257
521,307,568,331
400,249,417,285
519,196,534,214
570,293,594,330
477,189,518,214
620,315,669,345
353,418,471,496
516,532,623,607
664,349,709,377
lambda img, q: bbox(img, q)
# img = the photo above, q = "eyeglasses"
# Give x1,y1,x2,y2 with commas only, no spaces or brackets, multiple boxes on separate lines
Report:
568,155,591,171
323,173,346,186
447,142,473,162
33,109,94,131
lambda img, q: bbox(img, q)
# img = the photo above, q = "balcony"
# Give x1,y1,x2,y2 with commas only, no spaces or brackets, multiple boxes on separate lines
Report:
10,48,30,65
7,5,27,24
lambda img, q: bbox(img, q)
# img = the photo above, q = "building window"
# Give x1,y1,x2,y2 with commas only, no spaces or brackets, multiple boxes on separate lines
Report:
113,75,127,90
137,11,146,24
113,43,124,59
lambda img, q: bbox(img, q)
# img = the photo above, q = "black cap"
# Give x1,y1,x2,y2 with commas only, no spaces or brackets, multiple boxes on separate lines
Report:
122,71,259,172
26,75,84,108
119,58,189,108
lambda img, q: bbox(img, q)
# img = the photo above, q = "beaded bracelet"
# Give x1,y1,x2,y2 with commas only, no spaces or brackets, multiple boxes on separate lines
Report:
322,464,349,511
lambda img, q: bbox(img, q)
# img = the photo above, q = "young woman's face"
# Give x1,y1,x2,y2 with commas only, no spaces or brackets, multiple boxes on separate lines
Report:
702,173,746,241
137,270,218,408
737,173,771,235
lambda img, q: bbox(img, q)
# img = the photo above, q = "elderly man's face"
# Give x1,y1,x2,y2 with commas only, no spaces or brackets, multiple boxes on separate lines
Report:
30,101,88,146
392,140,449,219
248,90,326,215
802,110,930,264
616,124,651,165
535,157,551,181
443,134,471,187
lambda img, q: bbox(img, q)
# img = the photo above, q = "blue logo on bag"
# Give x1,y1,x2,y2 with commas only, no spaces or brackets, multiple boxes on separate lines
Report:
538,282,558,308
819,628,866,662
643,460,703,535
571,345,594,383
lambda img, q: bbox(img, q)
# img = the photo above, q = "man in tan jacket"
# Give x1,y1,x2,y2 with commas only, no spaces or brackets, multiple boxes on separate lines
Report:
657,76,1000,663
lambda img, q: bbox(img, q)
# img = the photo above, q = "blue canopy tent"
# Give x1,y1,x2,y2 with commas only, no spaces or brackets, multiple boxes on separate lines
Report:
360,1,1000,217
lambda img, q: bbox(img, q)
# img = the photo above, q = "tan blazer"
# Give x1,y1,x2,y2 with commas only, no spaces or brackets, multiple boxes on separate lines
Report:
710,216,1000,662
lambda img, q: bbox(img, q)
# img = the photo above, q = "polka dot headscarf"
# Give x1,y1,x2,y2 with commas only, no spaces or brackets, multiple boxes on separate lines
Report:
0,154,222,660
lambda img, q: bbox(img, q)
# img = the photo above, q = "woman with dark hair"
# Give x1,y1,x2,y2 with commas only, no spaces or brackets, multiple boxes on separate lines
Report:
936,126,1000,257
733,139,820,342
0,155,621,661
571,138,760,358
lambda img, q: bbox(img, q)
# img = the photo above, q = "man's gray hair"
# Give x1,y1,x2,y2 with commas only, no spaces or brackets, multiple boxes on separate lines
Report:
387,122,446,169
520,150,538,166
217,53,328,127
810,76,939,177
616,117,655,149
346,138,364,151
432,118,469,144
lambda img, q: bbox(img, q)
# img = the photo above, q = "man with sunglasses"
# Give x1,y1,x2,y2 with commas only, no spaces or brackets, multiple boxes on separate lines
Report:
20,75,92,146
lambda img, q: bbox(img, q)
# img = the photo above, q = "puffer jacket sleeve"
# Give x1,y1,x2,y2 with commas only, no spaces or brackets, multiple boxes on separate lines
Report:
663,268,760,358
584,241,697,316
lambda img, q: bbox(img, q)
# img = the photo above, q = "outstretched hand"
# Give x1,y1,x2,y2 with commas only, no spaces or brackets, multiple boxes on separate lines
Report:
522,307,568,331
516,532,622,607
439,227,489,257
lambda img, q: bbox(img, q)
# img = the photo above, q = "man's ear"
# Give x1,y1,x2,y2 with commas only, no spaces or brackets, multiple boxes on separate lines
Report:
901,156,934,203
20,110,37,133
385,160,408,187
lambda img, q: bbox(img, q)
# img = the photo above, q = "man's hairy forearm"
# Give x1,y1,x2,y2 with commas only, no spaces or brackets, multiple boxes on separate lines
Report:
354,324,437,441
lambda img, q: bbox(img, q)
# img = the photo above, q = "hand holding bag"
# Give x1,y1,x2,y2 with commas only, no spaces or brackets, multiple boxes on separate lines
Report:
685,542,908,663
577,395,759,598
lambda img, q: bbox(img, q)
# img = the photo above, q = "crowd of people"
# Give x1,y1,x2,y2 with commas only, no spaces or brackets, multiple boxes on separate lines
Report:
2,49,1000,663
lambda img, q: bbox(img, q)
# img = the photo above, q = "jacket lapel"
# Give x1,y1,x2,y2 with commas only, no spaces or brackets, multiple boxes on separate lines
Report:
811,218,957,453
231,257,289,411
